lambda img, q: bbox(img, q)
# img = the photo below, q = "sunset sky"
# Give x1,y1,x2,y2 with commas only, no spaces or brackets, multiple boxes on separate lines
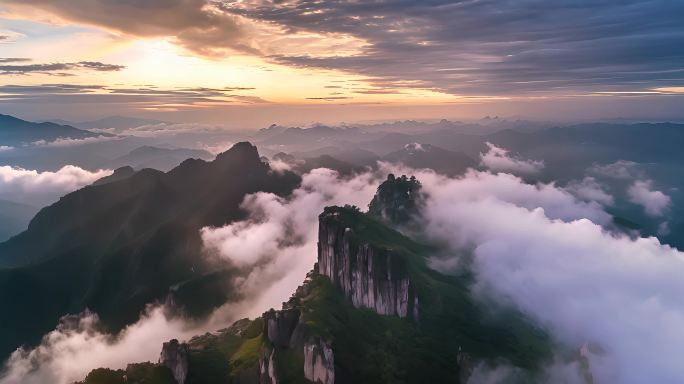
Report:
1,0,683,127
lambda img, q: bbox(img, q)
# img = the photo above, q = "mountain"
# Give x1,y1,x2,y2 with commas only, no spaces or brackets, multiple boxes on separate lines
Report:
92,166,136,186
0,200,39,242
291,147,380,167
253,124,289,140
0,142,300,361
299,155,365,175
107,146,214,171
0,114,102,146
67,116,170,131
78,177,553,384
382,143,477,176
368,174,423,224
270,152,366,176
255,125,384,152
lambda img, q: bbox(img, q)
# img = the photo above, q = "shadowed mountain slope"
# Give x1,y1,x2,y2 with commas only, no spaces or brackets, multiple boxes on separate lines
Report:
0,142,300,361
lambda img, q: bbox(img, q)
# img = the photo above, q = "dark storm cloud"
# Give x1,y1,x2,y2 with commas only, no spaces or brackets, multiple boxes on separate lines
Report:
0,61,125,75
220,0,684,96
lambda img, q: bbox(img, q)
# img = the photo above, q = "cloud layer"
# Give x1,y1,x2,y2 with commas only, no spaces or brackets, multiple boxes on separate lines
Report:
7,1,683,96
0,308,196,384
480,142,544,175
0,167,381,384
224,0,684,96
411,169,684,383
2,162,682,383
201,168,380,318
0,165,112,206
0,84,266,111
0,60,124,76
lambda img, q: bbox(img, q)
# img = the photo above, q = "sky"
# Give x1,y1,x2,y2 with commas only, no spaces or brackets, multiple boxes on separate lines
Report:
0,0,683,127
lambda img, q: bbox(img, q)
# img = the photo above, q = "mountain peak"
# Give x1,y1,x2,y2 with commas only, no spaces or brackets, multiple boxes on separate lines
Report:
368,174,422,224
214,142,261,165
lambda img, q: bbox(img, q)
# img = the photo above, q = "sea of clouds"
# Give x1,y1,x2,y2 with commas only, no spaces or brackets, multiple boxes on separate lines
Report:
1,145,680,384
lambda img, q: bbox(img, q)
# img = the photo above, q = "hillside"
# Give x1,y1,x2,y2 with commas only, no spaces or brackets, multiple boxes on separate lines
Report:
0,114,102,146
0,143,300,361
381,143,477,176
107,146,214,171
77,180,555,384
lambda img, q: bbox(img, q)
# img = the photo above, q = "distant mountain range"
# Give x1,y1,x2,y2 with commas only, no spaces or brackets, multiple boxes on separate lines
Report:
382,143,477,176
48,116,170,131
107,145,214,171
280,142,477,177
0,114,102,146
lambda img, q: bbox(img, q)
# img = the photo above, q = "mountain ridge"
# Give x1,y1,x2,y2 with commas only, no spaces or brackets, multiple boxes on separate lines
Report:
0,142,300,361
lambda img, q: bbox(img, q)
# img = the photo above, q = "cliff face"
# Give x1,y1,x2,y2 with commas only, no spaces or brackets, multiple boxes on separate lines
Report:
318,209,419,319
264,308,302,348
261,307,335,384
259,347,278,384
159,339,189,384
367,174,422,225
303,337,335,384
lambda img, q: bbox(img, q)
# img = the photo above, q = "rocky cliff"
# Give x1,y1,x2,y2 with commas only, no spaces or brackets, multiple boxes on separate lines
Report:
303,337,335,384
318,207,419,319
367,174,422,224
159,339,189,384
261,297,335,384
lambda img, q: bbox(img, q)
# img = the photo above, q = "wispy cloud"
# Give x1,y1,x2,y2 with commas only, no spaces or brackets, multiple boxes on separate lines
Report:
0,58,31,63
0,60,124,75
0,83,267,110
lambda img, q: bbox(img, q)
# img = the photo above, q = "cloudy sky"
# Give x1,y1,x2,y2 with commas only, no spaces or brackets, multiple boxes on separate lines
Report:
0,0,683,126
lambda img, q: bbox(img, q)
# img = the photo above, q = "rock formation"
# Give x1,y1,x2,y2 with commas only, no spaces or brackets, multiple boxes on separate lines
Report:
264,308,302,348
367,174,422,224
318,208,419,319
159,339,189,384
303,337,335,384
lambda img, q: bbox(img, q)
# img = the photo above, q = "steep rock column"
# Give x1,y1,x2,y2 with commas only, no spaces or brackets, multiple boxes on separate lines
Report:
159,339,189,384
303,337,335,384
263,308,301,348
317,213,418,319
259,346,279,384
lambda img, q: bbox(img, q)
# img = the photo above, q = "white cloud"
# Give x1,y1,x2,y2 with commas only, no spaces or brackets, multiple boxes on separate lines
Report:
0,165,112,206
3,163,682,384
589,160,640,180
414,170,684,383
202,141,235,156
627,180,671,217
479,142,544,175
29,135,121,148
564,177,614,206
0,307,197,384
202,167,380,319
109,123,227,138
382,165,610,226
0,146,13,151
404,142,426,152
0,166,379,384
